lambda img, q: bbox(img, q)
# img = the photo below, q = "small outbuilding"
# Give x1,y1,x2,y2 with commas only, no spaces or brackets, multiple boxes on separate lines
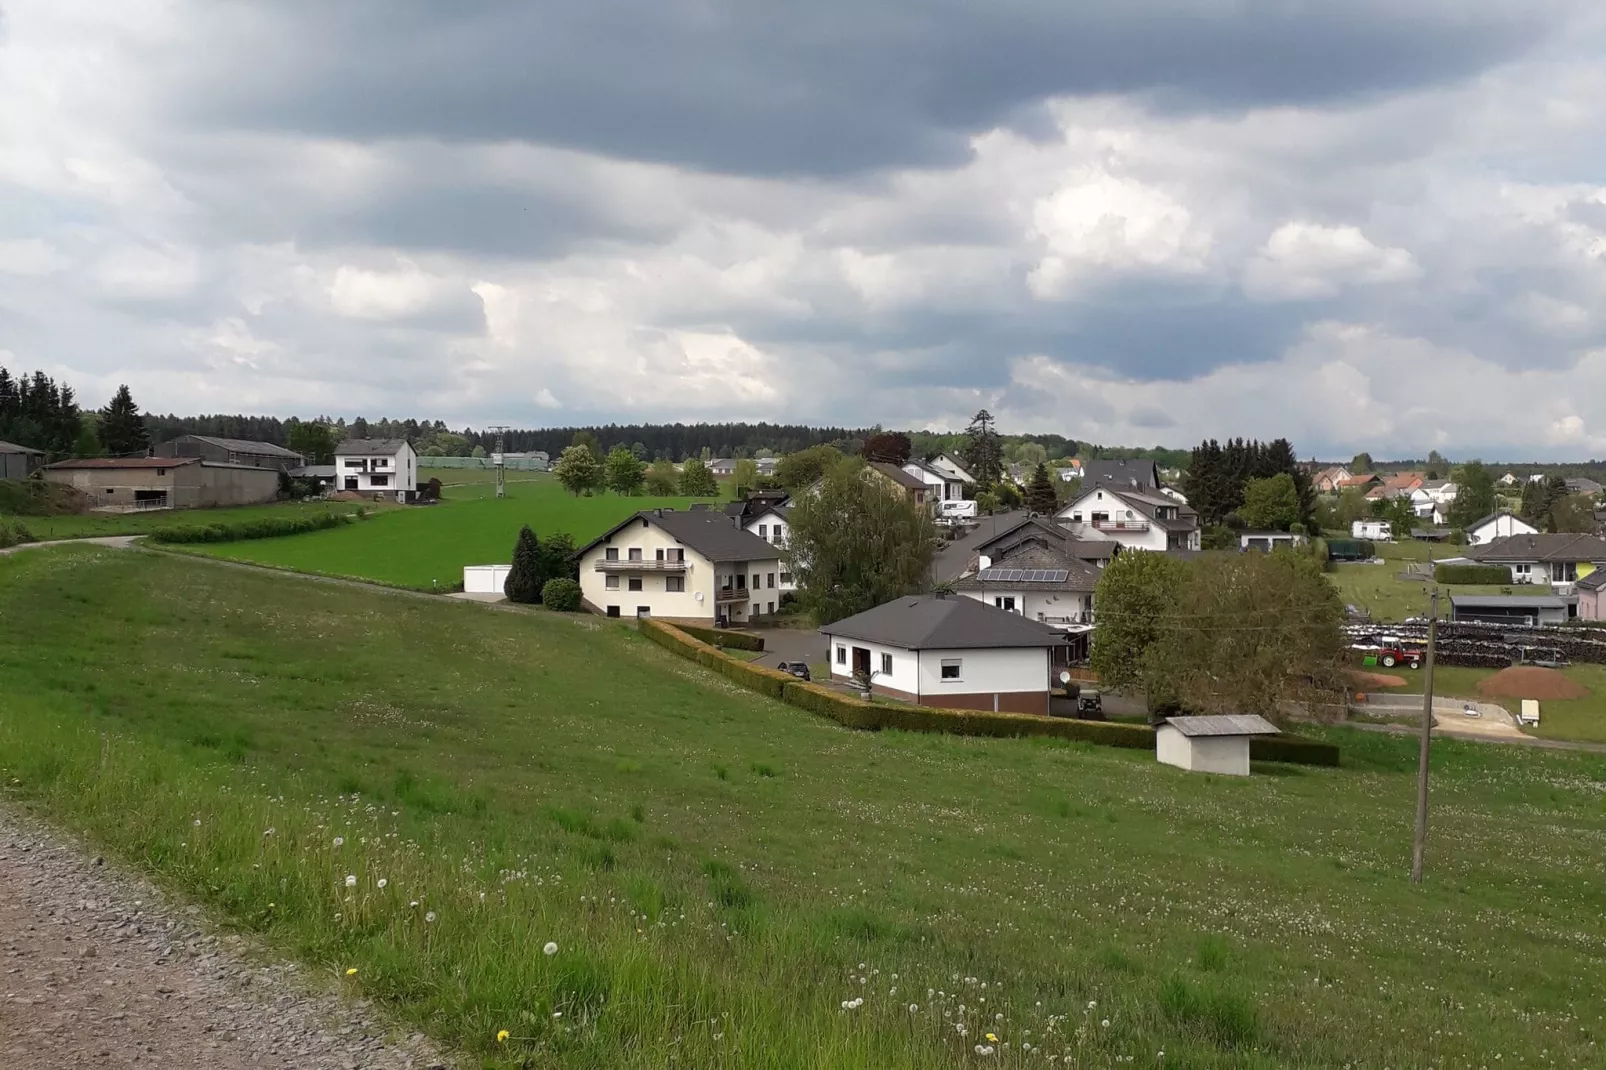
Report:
1156,714,1280,776
0,440,46,480
462,564,511,595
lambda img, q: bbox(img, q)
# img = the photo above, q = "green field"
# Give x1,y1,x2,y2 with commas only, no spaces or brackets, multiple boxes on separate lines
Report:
1328,561,1517,621
5,548,1606,1067
184,476,722,588
13,498,371,540
1363,661,1606,743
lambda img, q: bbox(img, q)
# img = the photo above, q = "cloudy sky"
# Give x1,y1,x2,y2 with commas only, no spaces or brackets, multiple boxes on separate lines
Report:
3,1,1606,458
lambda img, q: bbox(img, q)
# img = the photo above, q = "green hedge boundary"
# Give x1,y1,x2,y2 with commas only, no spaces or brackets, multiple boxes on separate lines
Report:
1434,563,1512,585
148,512,357,544
674,623,766,652
641,619,1339,765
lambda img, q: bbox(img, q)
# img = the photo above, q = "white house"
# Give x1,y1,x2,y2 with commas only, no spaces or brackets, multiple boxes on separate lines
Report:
741,504,795,593
576,507,784,625
821,594,1069,715
334,439,417,500
1055,485,1201,552
903,455,973,504
1410,480,1458,523
1351,519,1393,541
1466,510,1538,546
1156,715,1280,776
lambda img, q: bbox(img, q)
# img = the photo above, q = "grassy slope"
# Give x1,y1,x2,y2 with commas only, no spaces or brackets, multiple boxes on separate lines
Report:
16,499,369,540
3,549,1606,1068
184,476,722,588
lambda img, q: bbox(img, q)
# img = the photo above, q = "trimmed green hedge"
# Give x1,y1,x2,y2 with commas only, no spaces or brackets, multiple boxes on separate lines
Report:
148,512,356,544
1434,563,1512,585
641,620,1338,764
676,623,766,652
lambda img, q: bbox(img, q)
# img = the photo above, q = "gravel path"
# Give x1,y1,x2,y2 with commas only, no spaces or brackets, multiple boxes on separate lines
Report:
0,805,450,1069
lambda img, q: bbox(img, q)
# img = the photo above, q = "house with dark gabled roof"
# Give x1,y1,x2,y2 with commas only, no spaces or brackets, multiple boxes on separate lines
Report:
1470,532,1606,586
952,536,1102,659
576,507,785,626
335,439,418,500
1465,509,1538,546
821,594,1071,715
1054,483,1201,552
1082,458,1160,491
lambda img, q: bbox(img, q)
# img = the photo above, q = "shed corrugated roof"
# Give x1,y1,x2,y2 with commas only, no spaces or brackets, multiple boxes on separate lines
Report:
1161,715,1280,737
0,440,45,455
176,435,303,458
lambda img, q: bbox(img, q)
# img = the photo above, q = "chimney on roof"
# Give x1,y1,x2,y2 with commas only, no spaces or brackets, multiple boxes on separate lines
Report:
653,508,663,518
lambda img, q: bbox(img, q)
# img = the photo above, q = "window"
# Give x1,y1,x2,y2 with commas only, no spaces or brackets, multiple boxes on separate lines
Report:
836,646,847,665
758,524,768,539
940,659,962,681
606,606,620,618
605,575,620,590
666,576,685,593
767,573,776,588
995,596,1016,612
628,577,643,592
628,547,643,562
605,547,619,561
655,548,665,561
156,467,166,476
370,474,388,487
736,575,747,589
751,602,761,618
768,601,775,615
880,652,893,676
779,572,793,585
666,548,683,562
752,574,760,589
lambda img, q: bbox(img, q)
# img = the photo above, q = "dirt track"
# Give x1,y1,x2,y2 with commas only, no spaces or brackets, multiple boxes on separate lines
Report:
0,805,447,1069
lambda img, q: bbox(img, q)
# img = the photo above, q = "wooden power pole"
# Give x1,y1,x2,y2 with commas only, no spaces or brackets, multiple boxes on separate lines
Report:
1411,588,1439,883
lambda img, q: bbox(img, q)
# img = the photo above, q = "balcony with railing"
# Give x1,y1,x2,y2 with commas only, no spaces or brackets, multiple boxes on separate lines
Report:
715,585,750,604
595,557,687,572
1090,518,1149,532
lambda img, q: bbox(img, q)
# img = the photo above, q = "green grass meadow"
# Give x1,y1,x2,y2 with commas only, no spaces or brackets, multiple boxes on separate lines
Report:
15,498,371,540
181,474,723,588
4,548,1606,1067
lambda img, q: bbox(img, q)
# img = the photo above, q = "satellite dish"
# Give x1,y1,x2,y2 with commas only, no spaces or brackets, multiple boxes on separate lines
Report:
1058,670,1072,685
694,591,704,602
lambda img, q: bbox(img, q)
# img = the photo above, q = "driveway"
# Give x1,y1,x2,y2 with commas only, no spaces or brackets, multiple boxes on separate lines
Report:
740,626,826,671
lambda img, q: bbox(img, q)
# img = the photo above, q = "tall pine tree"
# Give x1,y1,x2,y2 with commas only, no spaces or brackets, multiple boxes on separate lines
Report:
98,384,150,456
1025,462,1059,515
504,526,545,604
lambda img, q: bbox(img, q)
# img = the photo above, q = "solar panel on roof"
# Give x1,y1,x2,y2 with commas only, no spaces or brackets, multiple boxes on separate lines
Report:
1047,569,1068,582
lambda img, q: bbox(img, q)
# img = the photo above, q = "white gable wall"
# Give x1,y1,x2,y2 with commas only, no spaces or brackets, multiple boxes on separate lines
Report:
957,588,1091,624
1156,727,1253,776
1468,513,1539,546
1056,488,1169,552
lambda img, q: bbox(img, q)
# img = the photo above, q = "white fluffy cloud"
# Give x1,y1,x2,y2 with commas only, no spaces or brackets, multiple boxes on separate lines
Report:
1243,223,1421,301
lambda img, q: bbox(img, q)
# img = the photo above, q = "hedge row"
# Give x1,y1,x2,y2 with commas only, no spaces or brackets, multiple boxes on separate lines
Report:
674,623,766,652
148,512,356,544
640,619,1340,765
1434,563,1512,585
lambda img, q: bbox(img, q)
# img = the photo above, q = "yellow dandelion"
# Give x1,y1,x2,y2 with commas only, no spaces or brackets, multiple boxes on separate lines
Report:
496,1030,510,1044
345,967,358,976
986,1033,999,1043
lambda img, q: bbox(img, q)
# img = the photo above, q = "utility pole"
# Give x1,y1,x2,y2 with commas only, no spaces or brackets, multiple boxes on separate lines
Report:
1411,588,1439,884
488,425,510,499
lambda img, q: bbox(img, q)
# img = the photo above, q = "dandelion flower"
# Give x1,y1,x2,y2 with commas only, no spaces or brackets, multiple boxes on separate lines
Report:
1101,1019,1110,1029
344,875,357,888
543,941,558,956
333,836,344,848
263,827,275,837
409,900,419,909
376,878,387,889
193,819,202,827
496,1030,510,1044
909,1004,919,1014
987,1033,999,1043
345,968,357,976
552,1011,563,1019
424,911,437,923
1087,1000,1097,1009
996,1013,1004,1022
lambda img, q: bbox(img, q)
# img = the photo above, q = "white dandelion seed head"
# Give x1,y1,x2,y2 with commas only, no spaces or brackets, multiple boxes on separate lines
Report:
553,1011,562,1019
193,819,202,827
543,941,558,956
909,1004,919,1013
344,875,357,888
996,1013,1004,1022
424,911,436,923
1087,1000,1097,1009
333,837,344,847
376,878,387,889
1101,1019,1110,1028
262,828,274,837
409,900,419,909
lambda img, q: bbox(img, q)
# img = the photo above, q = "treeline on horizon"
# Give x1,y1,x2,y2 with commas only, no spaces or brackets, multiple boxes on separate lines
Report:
139,412,1191,466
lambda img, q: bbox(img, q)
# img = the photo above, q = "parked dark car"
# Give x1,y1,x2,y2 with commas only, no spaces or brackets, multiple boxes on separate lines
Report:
1077,689,1105,719
776,661,811,681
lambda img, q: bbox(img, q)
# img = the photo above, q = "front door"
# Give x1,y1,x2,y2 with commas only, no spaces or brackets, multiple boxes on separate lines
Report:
344,477,358,490
852,647,871,679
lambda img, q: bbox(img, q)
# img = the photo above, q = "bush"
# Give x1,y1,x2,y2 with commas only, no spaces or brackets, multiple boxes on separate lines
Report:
0,518,35,549
148,512,355,544
1434,563,1511,585
541,578,583,612
676,624,765,652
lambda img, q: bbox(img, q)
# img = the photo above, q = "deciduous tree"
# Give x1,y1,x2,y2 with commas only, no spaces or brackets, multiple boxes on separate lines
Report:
553,444,602,496
1447,460,1496,530
286,419,337,465
1351,452,1373,474
1089,551,1188,699
862,432,912,465
773,444,841,490
644,459,678,496
1238,473,1301,531
604,446,646,495
677,457,719,497
786,459,939,624
733,457,759,492
1549,493,1596,534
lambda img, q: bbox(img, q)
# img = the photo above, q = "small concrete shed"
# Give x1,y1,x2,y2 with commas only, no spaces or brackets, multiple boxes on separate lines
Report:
1156,715,1280,776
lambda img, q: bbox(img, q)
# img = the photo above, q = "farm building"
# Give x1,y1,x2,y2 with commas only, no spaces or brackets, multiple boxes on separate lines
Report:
152,435,305,472
0,439,46,480
820,594,1071,715
575,506,784,625
41,456,279,510
1449,594,1574,626
1156,715,1280,776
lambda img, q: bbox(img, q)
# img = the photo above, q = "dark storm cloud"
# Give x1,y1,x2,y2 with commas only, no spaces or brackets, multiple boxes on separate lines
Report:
173,0,1564,177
